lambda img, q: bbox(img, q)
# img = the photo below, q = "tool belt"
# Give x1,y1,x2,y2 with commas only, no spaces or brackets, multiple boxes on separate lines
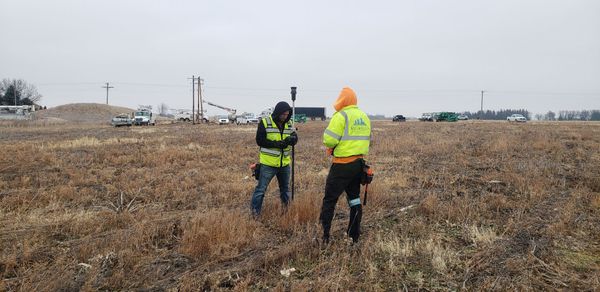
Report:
360,159,374,185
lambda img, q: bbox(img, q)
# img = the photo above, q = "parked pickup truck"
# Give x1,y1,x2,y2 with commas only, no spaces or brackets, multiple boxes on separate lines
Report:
237,113,259,125
392,115,406,122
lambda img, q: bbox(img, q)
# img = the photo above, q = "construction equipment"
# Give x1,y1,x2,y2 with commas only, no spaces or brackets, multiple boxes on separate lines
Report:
173,109,192,121
204,100,237,123
419,112,458,122
293,113,307,123
435,112,459,122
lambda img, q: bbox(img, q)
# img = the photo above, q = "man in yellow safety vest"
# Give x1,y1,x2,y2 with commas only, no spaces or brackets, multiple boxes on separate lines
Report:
251,101,298,216
320,87,371,244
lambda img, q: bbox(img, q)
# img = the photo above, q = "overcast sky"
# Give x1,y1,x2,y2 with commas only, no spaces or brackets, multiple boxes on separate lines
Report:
1,0,599,117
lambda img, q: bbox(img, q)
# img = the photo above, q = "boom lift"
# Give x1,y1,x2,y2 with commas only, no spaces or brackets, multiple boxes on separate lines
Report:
203,100,237,123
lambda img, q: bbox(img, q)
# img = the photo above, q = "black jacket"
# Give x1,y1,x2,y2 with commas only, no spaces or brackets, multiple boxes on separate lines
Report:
256,101,294,148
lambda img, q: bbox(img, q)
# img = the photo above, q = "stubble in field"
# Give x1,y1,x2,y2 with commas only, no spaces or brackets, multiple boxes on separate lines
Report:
1,120,599,290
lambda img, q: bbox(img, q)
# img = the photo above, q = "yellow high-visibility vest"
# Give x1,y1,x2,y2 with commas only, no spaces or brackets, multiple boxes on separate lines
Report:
259,116,293,167
323,105,371,157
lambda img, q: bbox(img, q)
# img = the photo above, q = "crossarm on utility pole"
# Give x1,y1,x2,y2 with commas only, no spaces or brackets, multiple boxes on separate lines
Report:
102,82,114,105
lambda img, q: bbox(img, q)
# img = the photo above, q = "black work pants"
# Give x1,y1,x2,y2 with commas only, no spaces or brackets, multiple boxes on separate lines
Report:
319,159,363,242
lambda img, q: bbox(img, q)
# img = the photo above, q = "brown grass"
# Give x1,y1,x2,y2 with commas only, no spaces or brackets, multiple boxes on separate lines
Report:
1,120,599,290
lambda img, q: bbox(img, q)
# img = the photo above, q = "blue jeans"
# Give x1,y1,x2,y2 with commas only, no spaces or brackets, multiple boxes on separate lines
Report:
251,164,290,215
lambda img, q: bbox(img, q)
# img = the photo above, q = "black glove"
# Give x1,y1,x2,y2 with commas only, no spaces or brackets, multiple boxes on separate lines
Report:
275,141,287,149
284,132,298,146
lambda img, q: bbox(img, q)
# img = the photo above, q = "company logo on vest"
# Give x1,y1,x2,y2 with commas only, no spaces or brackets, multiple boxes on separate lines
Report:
353,118,367,126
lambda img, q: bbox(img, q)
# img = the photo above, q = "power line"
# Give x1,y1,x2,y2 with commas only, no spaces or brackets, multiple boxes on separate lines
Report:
114,82,188,88
37,82,102,86
486,90,600,96
33,81,600,96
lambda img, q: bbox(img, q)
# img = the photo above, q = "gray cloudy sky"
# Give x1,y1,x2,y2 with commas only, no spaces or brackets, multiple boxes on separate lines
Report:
1,0,599,117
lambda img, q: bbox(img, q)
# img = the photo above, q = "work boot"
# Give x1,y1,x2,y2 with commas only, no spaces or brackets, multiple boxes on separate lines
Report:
322,234,330,245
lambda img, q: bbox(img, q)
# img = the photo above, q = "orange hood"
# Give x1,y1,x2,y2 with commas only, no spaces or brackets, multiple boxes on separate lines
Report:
333,87,358,112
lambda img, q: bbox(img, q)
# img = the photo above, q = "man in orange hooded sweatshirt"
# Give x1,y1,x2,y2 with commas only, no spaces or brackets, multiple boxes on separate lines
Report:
320,87,371,244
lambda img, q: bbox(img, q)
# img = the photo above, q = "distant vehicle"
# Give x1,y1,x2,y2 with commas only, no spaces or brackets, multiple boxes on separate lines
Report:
507,114,527,122
457,114,469,120
133,106,156,126
392,115,406,122
174,110,192,122
237,113,259,125
111,114,132,127
259,107,273,119
434,112,459,122
217,115,229,125
419,113,435,122
0,105,35,120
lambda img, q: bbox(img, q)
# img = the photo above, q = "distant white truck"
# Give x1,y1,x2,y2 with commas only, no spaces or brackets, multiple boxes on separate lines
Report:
133,106,156,126
174,110,192,122
237,113,259,125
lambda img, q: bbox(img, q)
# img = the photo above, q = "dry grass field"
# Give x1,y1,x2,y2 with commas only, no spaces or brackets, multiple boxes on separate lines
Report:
1,120,599,291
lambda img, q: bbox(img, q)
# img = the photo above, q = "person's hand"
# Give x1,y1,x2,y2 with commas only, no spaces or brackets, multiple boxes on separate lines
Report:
275,141,287,149
326,148,334,156
284,133,298,146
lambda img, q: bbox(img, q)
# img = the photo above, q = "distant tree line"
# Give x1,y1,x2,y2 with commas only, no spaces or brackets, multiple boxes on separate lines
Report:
534,110,600,121
462,109,530,120
368,114,386,120
0,78,42,106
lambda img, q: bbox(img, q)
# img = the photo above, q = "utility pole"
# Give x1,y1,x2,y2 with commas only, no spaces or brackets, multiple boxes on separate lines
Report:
14,80,17,106
480,90,485,119
197,77,204,123
102,82,114,105
188,76,196,125
196,77,200,123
